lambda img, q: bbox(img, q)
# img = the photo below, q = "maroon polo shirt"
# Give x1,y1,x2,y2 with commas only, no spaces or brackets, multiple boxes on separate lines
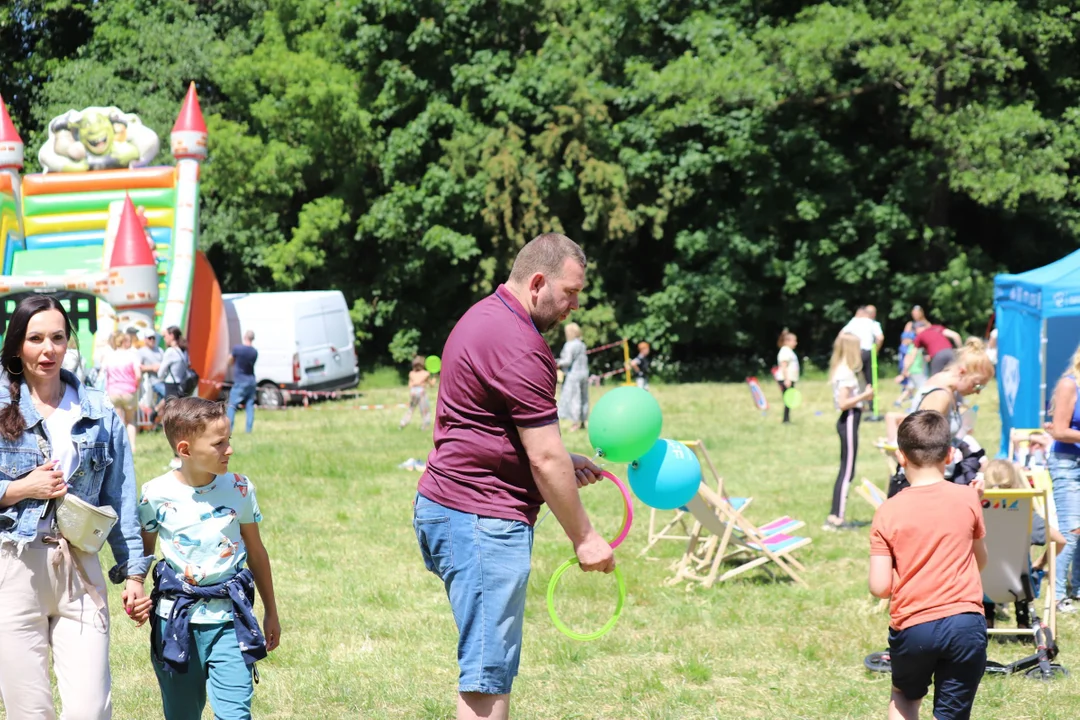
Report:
914,325,952,357
418,284,558,524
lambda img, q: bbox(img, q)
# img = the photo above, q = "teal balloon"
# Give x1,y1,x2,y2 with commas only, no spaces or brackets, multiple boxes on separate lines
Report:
587,386,663,463
627,439,702,510
425,356,442,374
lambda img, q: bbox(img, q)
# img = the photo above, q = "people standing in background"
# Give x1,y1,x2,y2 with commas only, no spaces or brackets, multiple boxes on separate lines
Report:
775,329,800,424
226,330,259,434
400,355,433,431
154,326,189,414
154,327,190,470
841,305,884,389
138,328,163,411
904,304,930,334
902,322,963,378
826,332,875,530
557,322,589,432
102,330,142,452
61,334,86,383
629,342,651,390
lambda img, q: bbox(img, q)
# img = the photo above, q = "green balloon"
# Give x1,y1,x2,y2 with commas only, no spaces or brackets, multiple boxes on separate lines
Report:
588,387,663,463
425,356,442,374
783,388,803,409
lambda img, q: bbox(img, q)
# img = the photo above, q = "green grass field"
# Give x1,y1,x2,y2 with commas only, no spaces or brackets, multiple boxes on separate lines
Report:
10,378,1080,719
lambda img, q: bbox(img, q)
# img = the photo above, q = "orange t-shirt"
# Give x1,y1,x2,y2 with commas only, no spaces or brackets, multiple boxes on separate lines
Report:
870,481,985,631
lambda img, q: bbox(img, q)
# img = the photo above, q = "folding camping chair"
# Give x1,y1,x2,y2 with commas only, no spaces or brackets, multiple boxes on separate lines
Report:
865,488,1066,680
668,483,811,588
638,439,735,557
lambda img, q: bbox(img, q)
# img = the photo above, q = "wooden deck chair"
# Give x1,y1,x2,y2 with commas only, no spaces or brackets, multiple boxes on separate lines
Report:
1027,469,1057,531
856,477,888,510
639,439,736,557
668,483,811,588
982,489,1057,641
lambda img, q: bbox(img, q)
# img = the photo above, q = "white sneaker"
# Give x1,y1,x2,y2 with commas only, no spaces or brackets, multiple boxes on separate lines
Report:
1057,598,1077,614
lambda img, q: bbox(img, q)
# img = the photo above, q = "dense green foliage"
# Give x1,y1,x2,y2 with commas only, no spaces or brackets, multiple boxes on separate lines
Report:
3,0,1080,375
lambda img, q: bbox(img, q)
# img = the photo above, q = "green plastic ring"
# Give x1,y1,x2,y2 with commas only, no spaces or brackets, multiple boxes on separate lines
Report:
546,558,626,642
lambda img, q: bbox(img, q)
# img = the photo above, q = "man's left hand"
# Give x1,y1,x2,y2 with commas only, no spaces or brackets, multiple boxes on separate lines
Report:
570,453,602,488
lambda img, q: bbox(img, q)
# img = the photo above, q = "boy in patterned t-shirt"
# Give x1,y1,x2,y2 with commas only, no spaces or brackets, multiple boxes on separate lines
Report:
130,397,280,720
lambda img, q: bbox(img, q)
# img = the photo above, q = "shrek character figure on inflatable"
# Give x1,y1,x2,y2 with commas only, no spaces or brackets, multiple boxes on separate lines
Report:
48,109,141,171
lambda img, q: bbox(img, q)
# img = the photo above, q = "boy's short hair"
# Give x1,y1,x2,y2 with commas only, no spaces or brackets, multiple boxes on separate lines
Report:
411,355,424,371
897,410,952,467
161,396,228,452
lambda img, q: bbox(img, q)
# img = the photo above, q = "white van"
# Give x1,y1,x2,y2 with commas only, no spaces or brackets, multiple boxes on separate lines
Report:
223,291,359,406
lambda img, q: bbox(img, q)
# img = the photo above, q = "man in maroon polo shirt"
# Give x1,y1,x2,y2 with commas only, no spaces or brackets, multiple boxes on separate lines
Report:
413,233,614,720
902,322,963,378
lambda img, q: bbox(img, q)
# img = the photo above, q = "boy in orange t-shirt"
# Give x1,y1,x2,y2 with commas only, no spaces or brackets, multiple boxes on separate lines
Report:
870,410,988,720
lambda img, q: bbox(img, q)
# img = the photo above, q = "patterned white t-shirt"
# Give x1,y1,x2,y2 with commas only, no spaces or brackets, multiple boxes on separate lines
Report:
138,471,262,624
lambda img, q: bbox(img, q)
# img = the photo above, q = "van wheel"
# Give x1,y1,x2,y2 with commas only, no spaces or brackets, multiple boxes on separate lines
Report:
257,384,284,408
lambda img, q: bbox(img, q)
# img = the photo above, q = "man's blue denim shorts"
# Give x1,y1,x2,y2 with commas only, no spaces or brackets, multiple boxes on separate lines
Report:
889,612,987,720
413,493,534,695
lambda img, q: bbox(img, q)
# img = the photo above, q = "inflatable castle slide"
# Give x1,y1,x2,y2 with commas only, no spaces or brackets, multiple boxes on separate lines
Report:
0,84,227,398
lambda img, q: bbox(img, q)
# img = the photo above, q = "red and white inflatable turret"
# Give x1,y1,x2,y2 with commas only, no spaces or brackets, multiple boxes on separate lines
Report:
0,96,24,171
170,82,208,161
104,194,159,333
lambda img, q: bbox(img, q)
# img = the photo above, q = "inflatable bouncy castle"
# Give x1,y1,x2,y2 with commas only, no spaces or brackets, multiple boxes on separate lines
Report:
0,84,227,398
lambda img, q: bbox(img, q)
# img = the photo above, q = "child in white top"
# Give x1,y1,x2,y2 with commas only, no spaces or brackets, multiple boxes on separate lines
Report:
775,329,800,424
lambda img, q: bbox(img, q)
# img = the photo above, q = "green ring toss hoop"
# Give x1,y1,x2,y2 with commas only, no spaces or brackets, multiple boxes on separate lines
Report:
546,558,626,642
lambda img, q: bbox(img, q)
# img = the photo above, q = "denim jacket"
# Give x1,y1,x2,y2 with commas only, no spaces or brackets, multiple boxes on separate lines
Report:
0,369,153,583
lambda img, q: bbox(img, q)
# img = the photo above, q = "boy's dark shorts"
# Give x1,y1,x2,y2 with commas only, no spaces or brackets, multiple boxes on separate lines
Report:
889,612,987,720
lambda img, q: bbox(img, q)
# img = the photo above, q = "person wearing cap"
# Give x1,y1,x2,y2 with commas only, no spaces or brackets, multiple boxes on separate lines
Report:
137,328,164,414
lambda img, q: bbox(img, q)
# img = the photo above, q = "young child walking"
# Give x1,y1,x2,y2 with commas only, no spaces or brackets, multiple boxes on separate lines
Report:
775,329,800,424
400,355,433,430
131,397,280,720
869,410,988,720
826,332,875,530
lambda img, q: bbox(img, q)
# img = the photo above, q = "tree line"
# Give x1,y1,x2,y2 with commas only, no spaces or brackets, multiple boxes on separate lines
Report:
3,0,1079,377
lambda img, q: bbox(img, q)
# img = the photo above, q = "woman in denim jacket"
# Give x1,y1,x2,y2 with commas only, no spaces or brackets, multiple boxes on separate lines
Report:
0,295,153,720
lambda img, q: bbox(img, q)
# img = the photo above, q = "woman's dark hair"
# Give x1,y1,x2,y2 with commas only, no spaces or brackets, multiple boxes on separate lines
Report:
0,295,75,441
165,325,187,351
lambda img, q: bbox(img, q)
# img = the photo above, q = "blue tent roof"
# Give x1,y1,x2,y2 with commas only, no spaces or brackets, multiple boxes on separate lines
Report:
994,248,1080,317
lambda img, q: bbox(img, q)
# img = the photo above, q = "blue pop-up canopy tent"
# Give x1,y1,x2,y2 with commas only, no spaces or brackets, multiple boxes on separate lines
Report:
994,249,1080,456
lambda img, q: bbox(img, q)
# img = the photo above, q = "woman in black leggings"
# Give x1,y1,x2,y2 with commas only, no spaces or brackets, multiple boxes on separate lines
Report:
826,333,875,530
